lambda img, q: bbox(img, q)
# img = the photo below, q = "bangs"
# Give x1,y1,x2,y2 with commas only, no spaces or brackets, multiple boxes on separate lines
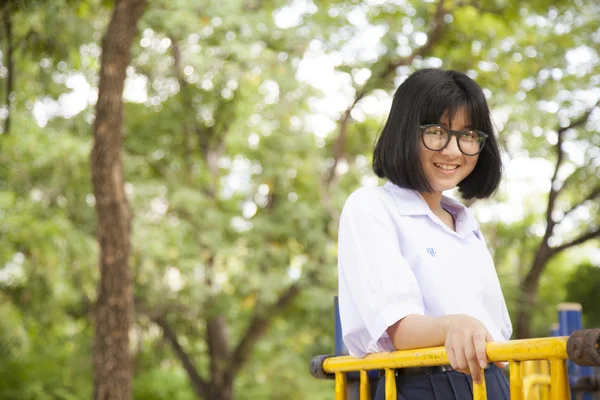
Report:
418,82,490,133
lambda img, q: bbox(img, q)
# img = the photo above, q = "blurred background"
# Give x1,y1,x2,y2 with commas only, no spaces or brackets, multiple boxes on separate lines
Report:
0,0,599,399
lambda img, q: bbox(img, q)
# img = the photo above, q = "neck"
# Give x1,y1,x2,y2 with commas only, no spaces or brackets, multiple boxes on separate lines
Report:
420,191,444,213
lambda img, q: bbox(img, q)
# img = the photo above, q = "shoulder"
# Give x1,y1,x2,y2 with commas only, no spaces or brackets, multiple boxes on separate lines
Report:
341,185,397,217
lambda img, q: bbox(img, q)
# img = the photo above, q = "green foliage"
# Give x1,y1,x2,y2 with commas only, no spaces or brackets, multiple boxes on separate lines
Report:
133,368,196,400
566,263,600,328
1,0,599,398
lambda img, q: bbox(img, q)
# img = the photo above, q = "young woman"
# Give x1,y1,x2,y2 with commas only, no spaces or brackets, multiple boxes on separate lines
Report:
337,69,512,400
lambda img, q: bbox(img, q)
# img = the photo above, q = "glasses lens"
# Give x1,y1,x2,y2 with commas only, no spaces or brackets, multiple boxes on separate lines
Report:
458,131,485,155
422,125,448,151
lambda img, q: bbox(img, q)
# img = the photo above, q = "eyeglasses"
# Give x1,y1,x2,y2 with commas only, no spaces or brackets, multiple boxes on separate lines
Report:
420,124,488,156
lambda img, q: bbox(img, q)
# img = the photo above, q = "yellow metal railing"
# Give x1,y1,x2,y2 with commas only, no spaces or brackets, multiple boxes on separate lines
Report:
310,329,600,400
522,360,551,400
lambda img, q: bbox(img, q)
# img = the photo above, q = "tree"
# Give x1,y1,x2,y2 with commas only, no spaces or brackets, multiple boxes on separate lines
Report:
515,103,600,338
566,262,600,328
1,0,599,399
90,0,146,399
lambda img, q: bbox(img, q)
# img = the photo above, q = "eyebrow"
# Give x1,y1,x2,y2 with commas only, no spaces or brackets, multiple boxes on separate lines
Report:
438,123,473,130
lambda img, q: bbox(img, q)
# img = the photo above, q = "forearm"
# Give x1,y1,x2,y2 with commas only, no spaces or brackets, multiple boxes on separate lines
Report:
386,314,454,350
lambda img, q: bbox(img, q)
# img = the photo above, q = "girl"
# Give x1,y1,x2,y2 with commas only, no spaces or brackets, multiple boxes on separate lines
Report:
338,69,512,400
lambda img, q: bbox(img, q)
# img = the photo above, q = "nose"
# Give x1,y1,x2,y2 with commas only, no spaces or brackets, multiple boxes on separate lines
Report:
440,135,461,157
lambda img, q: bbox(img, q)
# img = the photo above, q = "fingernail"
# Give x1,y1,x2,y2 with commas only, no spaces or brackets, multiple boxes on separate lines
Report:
479,360,486,368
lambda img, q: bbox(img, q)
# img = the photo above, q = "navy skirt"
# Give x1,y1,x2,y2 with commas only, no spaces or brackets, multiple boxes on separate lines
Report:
374,365,510,400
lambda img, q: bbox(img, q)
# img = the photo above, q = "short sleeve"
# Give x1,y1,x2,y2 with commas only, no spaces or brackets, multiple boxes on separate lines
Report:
338,188,425,356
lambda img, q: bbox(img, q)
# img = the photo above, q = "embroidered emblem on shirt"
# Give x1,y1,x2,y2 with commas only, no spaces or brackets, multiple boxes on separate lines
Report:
427,248,437,257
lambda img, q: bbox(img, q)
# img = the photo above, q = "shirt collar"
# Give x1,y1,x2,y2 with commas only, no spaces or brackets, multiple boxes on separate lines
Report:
383,181,481,239
382,181,431,216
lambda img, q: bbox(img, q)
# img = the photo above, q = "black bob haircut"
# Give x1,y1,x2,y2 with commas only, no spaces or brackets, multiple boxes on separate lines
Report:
373,68,502,200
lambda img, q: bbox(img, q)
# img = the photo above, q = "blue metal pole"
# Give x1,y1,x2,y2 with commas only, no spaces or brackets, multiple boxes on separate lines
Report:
334,296,361,399
558,303,593,400
334,296,348,356
551,323,559,337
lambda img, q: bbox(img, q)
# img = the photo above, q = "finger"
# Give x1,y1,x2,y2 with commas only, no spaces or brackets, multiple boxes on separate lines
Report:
473,332,488,369
447,348,469,374
453,345,469,375
446,345,459,371
494,361,507,369
465,340,481,382
468,357,482,383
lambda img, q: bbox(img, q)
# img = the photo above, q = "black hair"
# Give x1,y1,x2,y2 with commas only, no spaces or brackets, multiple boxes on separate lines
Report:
372,68,502,200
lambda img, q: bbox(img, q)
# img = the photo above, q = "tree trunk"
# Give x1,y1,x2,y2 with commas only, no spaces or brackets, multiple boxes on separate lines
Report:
514,103,600,339
209,384,233,400
90,1,145,399
515,280,538,339
515,242,553,339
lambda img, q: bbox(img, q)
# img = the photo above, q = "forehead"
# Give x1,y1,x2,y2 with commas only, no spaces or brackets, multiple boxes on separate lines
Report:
438,107,471,128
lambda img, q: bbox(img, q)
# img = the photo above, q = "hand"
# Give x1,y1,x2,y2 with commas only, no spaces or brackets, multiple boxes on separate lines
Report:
442,314,504,384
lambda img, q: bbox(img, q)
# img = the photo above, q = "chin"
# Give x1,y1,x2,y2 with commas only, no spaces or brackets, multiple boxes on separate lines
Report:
432,186,457,193
429,179,461,193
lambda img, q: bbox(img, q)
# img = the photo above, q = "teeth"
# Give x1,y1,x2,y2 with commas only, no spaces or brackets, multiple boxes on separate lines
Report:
434,163,458,171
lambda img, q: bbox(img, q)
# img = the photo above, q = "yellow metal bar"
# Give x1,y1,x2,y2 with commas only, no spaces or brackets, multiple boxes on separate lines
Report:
524,360,537,376
549,359,569,400
539,360,550,400
473,368,487,400
322,337,569,374
385,368,396,400
510,361,524,400
335,372,347,400
523,361,539,400
359,370,370,400
523,375,551,400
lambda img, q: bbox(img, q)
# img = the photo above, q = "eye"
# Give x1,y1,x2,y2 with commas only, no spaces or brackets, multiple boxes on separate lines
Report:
461,130,480,140
425,126,446,136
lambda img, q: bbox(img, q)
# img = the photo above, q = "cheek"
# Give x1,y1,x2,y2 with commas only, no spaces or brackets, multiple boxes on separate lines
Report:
419,146,435,168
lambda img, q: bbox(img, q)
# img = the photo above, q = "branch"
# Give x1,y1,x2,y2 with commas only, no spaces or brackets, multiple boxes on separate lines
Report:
541,102,598,251
563,186,600,219
540,126,564,238
203,256,231,387
523,101,599,288
550,228,600,256
205,314,230,386
2,9,14,135
557,100,598,136
170,36,187,90
169,35,198,179
455,0,504,16
153,315,212,399
171,33,228,190
226,276,309,379
322,0,447,189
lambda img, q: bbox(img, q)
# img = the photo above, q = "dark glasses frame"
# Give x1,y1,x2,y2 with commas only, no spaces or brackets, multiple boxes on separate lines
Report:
420,124,488,156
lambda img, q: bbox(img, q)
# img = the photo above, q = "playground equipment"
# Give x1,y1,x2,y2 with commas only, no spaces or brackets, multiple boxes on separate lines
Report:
310,299,600,400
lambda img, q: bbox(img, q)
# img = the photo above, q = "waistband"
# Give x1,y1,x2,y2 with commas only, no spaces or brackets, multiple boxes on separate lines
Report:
378,363,493,377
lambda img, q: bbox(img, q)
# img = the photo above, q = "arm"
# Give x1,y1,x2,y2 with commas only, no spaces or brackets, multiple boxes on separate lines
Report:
386,314,452,350
387,313,504,384
337,189,426,357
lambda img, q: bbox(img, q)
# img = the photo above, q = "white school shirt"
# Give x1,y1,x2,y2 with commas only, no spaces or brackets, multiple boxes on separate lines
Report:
338,181,512,357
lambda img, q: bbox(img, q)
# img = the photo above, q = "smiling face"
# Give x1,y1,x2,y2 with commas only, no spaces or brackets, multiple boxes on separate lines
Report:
419,107,479,194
